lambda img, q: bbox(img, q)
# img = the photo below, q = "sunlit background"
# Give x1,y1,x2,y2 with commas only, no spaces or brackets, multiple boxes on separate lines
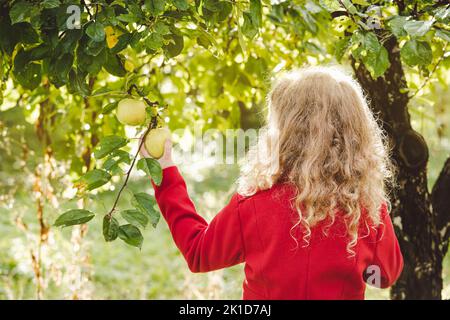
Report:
1,0,449,300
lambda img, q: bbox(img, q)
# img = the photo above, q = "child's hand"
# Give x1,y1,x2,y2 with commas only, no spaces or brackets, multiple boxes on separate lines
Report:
139,135,174,169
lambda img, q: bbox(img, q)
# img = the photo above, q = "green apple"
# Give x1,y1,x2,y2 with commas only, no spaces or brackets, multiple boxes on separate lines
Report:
145,127,171,159
116,98,146,126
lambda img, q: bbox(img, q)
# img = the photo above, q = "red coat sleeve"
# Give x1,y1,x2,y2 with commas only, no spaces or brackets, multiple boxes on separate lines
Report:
152,166,245,273
368,205,404,288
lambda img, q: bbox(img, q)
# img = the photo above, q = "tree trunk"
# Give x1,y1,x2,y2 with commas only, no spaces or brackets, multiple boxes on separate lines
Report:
352,36,444,299
432,158,450,259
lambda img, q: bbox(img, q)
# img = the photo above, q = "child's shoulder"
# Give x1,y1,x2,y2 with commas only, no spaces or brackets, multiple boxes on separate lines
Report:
236,183,295,203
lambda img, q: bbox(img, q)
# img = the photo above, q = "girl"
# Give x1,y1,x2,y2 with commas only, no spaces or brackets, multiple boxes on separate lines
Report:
140,66,404,300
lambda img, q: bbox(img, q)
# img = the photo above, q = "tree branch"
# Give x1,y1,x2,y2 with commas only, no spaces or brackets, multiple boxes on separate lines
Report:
81,0,93,19
432,156,450,256
106,116,158,219
394,0,406,14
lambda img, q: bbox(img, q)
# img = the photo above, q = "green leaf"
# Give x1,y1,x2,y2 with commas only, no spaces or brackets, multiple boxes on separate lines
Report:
353,32,390,78
103,215,119,241
400,40,432,66
197,33,212,48
121,210,149,229
298,8,318,34
13,48,30,70
13,49,42,89
436,29,450,42
60,29,83,53
54,209,95,227
145,32,165,51
154,21,171,35
16,22,40,44
67,69,91,97
102,150,131,173
10,1,33,24
342,0,357,14
144,0,166,16
171,0,189,11
241,0,262,39
352,0,369,5
132,193,160,228
86,21,106,42
77,46,106,75
403,20,434,38
102,157,118,172
28,44,51,61
242,12,258,39
163,33,184,58
388,16,408,37
118,224,144,248
76,169,111,191
334,37,351,62
101,101,119,114
94,135,128,159
14,62,41,90
42,0,61,9
249,0,262,28
435,6,450,23
363,32,381,51
208,1,232,21
48,53,74,87
117,13,139,23
137,158,163,185
0,16,18,55
364,46,390,78
85,38,105,56
104,52,127,77
203,0,221,12
110,33,133,54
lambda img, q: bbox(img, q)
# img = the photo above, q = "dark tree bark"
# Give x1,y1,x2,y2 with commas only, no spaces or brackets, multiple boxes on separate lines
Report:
432,158,450,257
352,36,448,299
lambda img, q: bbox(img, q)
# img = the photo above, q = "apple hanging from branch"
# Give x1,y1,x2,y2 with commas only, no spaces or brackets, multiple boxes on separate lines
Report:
116,98,147,126
55,85,172,248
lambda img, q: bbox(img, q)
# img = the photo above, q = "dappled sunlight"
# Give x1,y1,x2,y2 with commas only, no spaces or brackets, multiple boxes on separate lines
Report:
0,0,449,301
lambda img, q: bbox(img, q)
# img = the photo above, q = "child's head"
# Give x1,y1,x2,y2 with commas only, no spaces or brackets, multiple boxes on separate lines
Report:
238,66,393,254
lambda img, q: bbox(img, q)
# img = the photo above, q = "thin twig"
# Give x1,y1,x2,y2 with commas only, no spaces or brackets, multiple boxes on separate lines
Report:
106,118,157,219
81,0,93,19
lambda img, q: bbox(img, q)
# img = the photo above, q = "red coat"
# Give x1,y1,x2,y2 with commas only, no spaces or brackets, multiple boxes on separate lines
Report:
153,166,404,300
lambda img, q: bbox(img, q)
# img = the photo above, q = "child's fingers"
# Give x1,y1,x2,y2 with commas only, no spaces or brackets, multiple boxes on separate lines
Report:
163,139,172,157
139,134,150,158
158,139,174,169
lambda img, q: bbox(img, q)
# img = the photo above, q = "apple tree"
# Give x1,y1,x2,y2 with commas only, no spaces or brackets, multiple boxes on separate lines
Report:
0,0,450,299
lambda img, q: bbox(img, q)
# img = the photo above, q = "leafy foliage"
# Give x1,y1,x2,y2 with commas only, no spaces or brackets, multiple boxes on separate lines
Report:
121,209,149,229
76,168,112,191
118,224,144,249
103,215,120,241
0,0,449,250
94,135,128,159
54,209,95,227
137,158,162,185
132,192,160,228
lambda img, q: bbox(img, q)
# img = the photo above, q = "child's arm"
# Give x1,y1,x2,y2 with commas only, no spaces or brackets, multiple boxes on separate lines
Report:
366,206,404,288
152,166,245,273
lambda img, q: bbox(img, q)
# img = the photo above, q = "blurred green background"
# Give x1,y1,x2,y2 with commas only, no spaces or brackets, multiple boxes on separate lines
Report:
1,0,449,300
1,159,449,299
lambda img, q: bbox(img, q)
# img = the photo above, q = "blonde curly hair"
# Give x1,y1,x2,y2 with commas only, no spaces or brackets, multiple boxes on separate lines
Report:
237,66,394,255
